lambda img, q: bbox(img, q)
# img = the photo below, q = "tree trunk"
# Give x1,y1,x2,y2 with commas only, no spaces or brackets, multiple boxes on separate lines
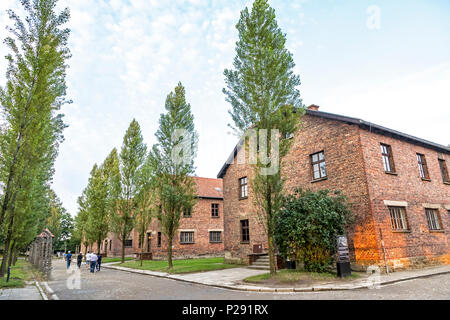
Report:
267,180,276,275
168,236,173,269
0,213,15,277
97,239,101,255
140,234,144,267
12,243,18,266
121,238,125,264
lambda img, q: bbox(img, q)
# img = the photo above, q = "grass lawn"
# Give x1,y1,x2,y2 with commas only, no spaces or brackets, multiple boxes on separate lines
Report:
117,257,241,274
244,269,359,285
0,259,37,289
101,257,134,264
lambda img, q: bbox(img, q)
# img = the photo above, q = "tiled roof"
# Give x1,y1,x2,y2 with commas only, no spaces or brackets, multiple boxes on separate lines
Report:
193,177,223,199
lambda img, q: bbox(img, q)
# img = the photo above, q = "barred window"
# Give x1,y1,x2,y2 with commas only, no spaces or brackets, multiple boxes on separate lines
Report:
183,207,192,217
417,154,430,179
180,232,194,244
381,144,395,173
240,220,250,243
124,239,133,248
211,203,219,217
388,206,409,231
311,151,327,180
239,177,248,199
425,209,442,231
439,159,449,183
209,231,222,243
157,232,162,247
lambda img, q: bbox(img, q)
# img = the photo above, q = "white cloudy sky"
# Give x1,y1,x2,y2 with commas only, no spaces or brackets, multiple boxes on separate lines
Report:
0,0,449,215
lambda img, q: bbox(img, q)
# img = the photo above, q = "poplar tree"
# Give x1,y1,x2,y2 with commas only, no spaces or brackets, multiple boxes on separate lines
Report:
0,0,70,276
110,120,147,263
150,82,198,269
223,0,303,274
134,154,157,266
85,164,109,254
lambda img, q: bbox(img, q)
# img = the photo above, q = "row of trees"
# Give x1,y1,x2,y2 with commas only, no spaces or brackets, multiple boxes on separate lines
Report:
0,0,71,278
74,0,351,274
75,83,198,268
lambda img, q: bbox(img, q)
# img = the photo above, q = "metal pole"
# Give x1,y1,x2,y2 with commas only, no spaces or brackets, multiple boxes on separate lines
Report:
6,266,11,283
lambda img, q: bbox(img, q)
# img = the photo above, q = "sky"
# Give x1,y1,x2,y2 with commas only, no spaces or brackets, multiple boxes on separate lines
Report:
0,0,449,216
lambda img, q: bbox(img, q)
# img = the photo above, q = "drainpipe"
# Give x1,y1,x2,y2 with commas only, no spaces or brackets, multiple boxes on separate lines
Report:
379,228,389,274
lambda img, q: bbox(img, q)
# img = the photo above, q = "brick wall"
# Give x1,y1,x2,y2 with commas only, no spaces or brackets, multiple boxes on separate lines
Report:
359,129,450,269
222,113,449,270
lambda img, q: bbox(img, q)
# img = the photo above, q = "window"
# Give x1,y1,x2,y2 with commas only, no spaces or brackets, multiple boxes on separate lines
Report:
109,240,112,251
439,159,449,183
183,207,192,217
311,151,327,180
157,232,161,247
239,177,248,199
209,231,222,243
240,220,250,243
425,209,442,231
388,207,409,231
211,203,219,217
124,239,133,248
380,144,395,173
416,154,430,180
138,237,142,248
180,231,194,244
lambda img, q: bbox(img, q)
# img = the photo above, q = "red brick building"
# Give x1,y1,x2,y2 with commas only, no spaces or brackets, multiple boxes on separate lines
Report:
83,177,224,259
218,105,450,271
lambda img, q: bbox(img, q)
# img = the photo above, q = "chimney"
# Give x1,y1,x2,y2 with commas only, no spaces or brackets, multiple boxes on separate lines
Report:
307,104,320,111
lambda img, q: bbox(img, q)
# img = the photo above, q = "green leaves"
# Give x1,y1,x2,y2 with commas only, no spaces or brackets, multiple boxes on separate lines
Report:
275,189,355,272
150,82,198,267
0,0,70,268
223,0,304,274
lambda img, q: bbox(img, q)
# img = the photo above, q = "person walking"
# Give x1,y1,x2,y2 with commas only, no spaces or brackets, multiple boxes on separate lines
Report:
96,253,102,272
86,251,91,269
66,251,72,269
89,252,98,273
77,252,83,269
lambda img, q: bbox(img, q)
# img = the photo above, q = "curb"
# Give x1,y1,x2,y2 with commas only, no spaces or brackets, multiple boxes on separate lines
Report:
103,264,450,293
41,281,59,300
35,281,48,300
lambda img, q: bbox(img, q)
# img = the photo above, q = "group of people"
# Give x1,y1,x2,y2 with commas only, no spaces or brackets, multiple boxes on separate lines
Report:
63,251,102,273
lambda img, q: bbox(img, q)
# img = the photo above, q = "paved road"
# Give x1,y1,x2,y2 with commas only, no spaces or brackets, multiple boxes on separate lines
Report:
47,259,450,300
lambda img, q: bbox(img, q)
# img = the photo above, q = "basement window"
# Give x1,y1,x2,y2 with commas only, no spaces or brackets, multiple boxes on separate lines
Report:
388,206,409,231
425,209,442,231
180,232,194,244
209,231,222,243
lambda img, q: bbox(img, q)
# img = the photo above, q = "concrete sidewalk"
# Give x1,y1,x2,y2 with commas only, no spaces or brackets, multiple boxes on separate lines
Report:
0,282,44,300
103,263,450,293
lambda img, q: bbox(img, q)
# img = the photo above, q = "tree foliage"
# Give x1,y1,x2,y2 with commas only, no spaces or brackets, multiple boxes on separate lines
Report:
274,189,355,272
150,82,198,269
0,0,70,276
110,120,147,263
223,0,303,274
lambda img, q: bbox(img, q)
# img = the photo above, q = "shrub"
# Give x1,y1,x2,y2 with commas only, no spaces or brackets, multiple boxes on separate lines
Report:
274,188,354,272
